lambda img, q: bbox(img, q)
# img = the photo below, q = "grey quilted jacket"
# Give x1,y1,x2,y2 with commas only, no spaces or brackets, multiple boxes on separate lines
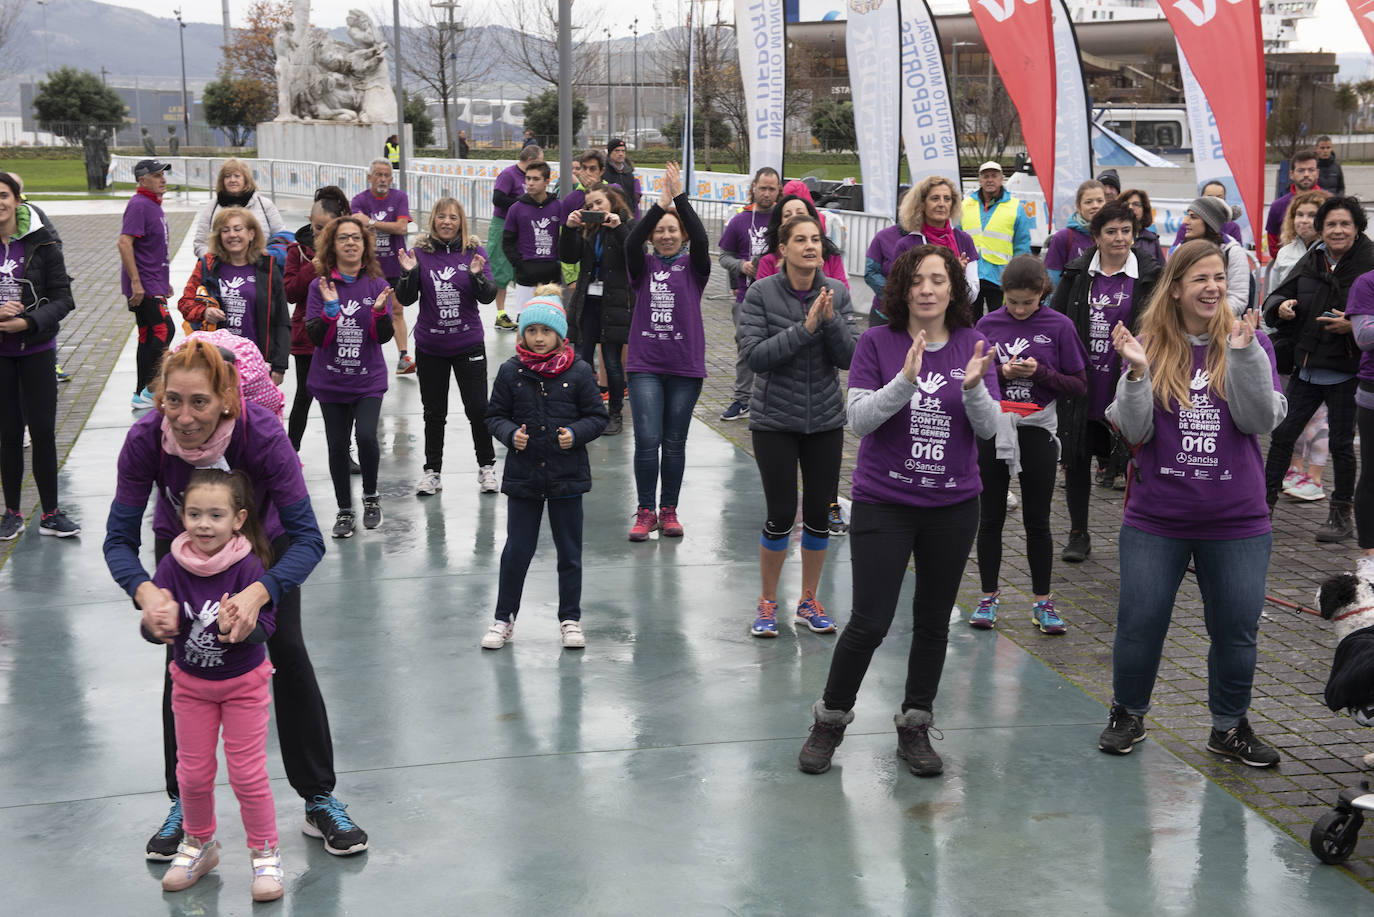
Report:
739,272,857,433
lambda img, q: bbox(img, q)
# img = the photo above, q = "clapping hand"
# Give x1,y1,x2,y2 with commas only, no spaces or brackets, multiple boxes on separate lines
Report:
660,161,683,210
963,340,994,390
1228,309,1260,349
902,330,927,384
318,277,338,302
469,253,486,275
396,248,417,272
804,287,834,333
1111,321,1148,378
373,289,392,314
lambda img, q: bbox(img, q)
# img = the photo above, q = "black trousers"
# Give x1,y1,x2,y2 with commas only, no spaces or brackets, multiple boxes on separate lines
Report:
977,428,1058,596
415,344,495,471
1065,420,1115,533
752,427,844,539
157,534,336,801
495,495,583,622
0,348,58,512
132,295,174,395
1355,404,1374,548
972,280,1004,321
1264,374,1356,504
287,353,314,451
320,397,382,509
822,498,979,714
577,299,626,415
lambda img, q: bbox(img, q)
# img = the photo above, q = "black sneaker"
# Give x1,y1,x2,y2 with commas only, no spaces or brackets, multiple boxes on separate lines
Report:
146,798,184,861
798,702,854,775
719,400,749,421
1098,703,1146,755
0,509,24,541
362,495,382,529
1206,718,1280,767
303,794,369,855
1061,530,1091,563
895,710,944,776
604,412,624,436
38,509,81,537
332,510,356,539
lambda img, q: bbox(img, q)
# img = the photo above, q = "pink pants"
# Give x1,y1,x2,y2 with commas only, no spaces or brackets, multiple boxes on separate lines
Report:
169,659,277,849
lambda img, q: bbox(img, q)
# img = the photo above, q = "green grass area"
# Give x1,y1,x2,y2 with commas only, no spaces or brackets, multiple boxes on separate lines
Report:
3,158,93,191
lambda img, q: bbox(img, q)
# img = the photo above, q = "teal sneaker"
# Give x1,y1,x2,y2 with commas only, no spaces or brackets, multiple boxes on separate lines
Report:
1032,598,1067,635
970,592,998,629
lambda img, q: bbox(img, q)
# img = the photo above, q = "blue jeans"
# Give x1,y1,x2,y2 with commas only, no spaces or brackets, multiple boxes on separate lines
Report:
1112,525,1272,730
495,495,583,622
627,372,702,509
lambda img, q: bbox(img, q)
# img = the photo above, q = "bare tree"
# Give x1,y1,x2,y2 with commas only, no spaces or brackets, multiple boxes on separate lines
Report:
652,0,740,170
499,0,603,90
398,0,493,154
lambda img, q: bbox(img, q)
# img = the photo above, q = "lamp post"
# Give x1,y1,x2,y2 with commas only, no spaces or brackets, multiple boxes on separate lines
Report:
432,1,465,158
393,0,406,187
174,8,189,144
605,28,613,139
631,18,639,141
35,0,50,73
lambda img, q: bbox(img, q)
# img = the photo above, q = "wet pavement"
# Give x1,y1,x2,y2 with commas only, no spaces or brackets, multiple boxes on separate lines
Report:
0,201,1371,913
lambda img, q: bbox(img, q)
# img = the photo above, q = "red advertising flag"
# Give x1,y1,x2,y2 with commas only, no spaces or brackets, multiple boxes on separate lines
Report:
968,0,1057,222
1160,0,1266,253
1348,0,1374,57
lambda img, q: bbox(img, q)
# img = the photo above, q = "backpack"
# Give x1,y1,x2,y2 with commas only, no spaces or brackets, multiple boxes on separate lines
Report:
172,328,285,421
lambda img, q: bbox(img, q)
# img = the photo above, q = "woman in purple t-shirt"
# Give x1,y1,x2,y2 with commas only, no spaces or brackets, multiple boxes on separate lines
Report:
972,256,1088,635
1043,179,1105,287
623,161,710,541
1099,240,1285,767
304,215,395,538
798,245,1000,780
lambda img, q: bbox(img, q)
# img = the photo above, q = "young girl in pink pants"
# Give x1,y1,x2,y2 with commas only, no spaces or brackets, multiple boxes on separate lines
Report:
141,468,284,902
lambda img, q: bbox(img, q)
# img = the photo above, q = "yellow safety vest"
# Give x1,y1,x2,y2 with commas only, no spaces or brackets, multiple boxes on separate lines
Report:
385,142,400,166
962,195,1018,267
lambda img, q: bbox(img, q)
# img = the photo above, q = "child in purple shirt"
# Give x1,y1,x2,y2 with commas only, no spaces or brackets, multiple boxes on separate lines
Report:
145,469,284,901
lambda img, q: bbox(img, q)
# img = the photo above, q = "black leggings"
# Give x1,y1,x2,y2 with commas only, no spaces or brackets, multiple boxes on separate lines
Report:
287,353,314,451
133,295,174,395
1064,420,1115,533
1264,373,1357,504
1356,404,1374,549
0,348,58,512
415,344,495,471
157,534,336,801
823,498,980,714
319,397,382,509
977,427,1058,595
752,427,844,540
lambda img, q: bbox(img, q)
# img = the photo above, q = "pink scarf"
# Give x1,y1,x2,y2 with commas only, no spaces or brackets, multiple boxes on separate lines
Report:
922,222,959,254
517,342,576,378
170,532,252,576
161,415,235,469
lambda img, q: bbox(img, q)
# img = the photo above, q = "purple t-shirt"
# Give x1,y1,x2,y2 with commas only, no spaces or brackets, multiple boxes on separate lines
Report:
306,273,392,403
1085,272,1135,420
153,550,276,680
1123,335,1280,540
976,306,1087,408
848,325,1001,508
719,209,773,301
216,262,257,343
505,197,562,263
113,401,305,543
0,242,47,357
1345,273,1374,382
866,225,907,276
626,254,708,378
1043,226,1093,274
1266,191,1295,239
413,245,493,357
121,193,170,297
351,189,410,278
493,164,525,220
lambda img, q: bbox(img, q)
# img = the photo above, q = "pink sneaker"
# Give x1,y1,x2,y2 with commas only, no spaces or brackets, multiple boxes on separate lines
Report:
629,507,658,542
659,505,683,537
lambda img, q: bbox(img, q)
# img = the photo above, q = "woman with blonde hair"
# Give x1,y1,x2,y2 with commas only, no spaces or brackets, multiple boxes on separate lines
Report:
192,159,285,257
177,206,289,382
395,197,500,495
894,175,980,306
1097,239,1285,768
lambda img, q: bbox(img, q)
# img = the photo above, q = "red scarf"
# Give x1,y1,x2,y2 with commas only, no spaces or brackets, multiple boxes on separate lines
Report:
137,186,164,205
922,222,958,254
517,342,576,378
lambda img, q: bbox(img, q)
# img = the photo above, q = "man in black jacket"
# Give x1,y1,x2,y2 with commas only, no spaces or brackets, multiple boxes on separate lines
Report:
1316,136,1346,196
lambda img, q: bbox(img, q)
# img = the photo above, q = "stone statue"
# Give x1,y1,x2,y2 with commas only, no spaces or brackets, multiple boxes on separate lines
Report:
273,1,397,124
140,127,156,155
167,126,180,157
82,125,109,191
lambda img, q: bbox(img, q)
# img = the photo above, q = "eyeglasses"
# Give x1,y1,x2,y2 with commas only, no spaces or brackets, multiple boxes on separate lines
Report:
335,233,364,242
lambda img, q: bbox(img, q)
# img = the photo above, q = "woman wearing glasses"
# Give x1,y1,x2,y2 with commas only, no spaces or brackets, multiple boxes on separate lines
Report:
0,171,78,540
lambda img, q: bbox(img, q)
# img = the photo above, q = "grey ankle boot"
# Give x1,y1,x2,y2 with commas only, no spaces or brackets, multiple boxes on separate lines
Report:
895,708,944,776
1316,500,1354,544
798,700,855,775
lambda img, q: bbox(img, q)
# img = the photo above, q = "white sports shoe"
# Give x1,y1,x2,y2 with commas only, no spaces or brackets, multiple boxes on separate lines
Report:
1006,490,1019,511
561,620,586,649
415,469,442,495
1288,477,1326,502
481,619,514,649
479,463,499,493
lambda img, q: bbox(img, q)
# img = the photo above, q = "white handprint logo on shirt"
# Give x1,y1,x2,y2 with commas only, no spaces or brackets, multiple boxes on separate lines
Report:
372,211,388,222
221,276,246,292
339,300,361,316
916,372,947,395
433,266,457,282
0,258,19,277
182,598,226,667
653,270,671,283
1190,368,1210,391
998,337,1031,363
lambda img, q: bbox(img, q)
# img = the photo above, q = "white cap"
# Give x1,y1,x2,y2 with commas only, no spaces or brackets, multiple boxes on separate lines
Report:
978,161,1003,174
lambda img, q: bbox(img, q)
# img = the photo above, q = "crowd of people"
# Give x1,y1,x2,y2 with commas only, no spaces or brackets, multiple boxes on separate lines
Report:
0,139,1362,900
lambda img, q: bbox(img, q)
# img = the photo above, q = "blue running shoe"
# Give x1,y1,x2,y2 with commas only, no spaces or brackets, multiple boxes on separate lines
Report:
146,797,184,861
303,794,369,855
1032,598,1067,635
970,593,999,629
795,590,836,633
751,598,779,638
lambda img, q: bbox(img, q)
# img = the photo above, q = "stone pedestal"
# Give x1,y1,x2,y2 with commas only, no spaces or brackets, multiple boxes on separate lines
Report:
256,121,414,167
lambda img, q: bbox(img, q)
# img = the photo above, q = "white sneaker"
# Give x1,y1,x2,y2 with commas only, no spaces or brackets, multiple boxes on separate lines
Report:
250,846,284,902
1006,490,1019,511
481,619,514,649
1289,477,1326,502
561,620,586,649
415,468,442,495
479,463,499,493
1281,468,1303,494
